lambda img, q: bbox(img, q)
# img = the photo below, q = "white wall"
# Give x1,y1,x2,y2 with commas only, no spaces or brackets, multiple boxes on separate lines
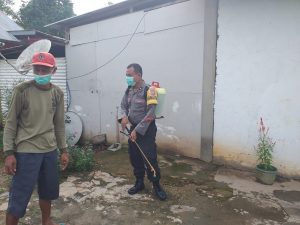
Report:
214,0,300,177
66,0,214,158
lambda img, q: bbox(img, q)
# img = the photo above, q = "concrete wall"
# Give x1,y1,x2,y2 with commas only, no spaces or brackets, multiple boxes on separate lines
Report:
66,0,217,159
214,0,300,177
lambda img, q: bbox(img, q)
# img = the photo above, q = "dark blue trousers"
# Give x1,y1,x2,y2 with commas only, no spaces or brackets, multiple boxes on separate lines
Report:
128,122,161,182
7,150,59,218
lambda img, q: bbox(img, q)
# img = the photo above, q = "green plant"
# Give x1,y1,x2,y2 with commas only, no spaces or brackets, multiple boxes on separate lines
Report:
255,118,276,171
66,145,95,172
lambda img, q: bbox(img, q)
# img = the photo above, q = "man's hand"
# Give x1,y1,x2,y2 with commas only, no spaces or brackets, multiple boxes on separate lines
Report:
60,152,69,171
130,129,137,142
121,116,129,131
4,155,17,175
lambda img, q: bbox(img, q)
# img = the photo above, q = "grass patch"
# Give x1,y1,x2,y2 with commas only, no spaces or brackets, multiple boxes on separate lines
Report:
162,161,192,177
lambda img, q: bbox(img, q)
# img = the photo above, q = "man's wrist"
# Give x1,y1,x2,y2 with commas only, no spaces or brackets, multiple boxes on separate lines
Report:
4,150,14,158
118,115,128,123
59,148,68,154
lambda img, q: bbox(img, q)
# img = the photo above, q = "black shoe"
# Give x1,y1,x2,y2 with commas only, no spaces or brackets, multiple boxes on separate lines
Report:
153,181,167,201
128,179,145,195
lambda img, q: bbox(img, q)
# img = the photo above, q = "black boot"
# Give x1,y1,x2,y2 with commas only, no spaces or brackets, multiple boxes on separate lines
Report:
128,178,145,195
153,181,167,200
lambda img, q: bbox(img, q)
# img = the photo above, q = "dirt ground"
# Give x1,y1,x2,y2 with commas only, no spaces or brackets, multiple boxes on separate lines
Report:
0,148,300,225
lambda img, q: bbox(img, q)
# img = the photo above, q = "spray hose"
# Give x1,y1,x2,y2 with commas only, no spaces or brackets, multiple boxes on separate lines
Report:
120,129,157,178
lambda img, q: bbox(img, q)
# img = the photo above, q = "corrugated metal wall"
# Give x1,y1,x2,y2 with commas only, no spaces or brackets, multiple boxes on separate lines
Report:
0,58,67,114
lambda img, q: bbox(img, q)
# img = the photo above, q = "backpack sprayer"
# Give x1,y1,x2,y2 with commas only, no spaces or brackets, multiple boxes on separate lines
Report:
119,81,167,178
149,81,166,119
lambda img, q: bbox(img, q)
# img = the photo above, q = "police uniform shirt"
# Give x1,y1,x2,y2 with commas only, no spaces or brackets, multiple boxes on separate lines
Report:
119,81,157,135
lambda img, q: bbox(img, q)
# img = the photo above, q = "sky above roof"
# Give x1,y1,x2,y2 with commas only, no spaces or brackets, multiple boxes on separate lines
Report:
13,0,126,16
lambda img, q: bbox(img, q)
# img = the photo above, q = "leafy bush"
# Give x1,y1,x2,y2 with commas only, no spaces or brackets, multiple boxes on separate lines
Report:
255,118,276,171
66,145,95,172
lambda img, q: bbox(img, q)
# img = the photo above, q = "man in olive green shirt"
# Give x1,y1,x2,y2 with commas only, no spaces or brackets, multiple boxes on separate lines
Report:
3,52,69,225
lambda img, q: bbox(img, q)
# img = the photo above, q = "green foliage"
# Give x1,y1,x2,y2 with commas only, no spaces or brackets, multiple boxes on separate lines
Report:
18,0,75,37
67,145,95,172
255,118,276,171
0,0,18,19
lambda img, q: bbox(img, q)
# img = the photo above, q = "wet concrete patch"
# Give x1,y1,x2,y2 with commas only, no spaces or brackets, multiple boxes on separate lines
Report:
225,196,286,222
273,190,300,203
196,180,233,198
59,172,153,203
214,167,300,224
283,223,300,225
170,205,196,213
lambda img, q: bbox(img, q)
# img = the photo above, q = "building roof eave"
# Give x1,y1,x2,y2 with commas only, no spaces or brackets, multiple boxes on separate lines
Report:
8,30,67,45
46,0,178,30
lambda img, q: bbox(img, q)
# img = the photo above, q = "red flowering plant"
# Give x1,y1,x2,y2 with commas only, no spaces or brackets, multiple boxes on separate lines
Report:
255,118,276,171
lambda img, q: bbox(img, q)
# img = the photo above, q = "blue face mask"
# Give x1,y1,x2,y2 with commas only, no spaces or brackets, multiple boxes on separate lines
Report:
126,76,136,86
34,74,52,85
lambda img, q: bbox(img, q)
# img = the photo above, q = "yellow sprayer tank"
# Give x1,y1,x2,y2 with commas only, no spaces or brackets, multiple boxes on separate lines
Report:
151,81,166,118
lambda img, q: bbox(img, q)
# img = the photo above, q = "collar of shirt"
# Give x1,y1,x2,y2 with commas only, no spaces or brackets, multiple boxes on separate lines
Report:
129,80,146,93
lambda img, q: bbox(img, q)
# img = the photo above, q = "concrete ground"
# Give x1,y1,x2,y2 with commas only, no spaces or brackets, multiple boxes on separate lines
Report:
0,148,300,225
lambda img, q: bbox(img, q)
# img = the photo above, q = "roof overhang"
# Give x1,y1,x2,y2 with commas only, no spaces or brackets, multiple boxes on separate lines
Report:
8,30,67,46
46,0,180,30
0,30,66,58
0,27,20,43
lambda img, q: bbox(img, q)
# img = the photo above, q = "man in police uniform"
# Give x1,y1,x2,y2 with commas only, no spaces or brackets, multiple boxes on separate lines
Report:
119,63,167,201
